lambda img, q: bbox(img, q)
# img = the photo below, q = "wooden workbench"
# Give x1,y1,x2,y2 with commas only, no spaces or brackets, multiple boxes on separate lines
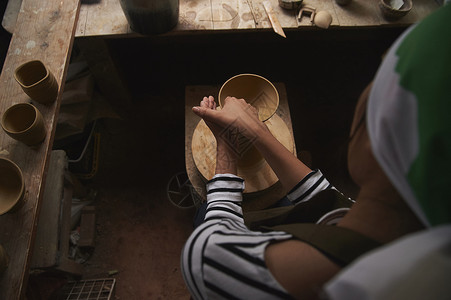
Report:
2,0,440,115
0,0,80,299
3,0,440,37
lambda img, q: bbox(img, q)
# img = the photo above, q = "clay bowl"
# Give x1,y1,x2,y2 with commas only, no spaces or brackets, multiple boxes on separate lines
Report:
0,157,25,215
1,103,47,146
379,0,412,21
218,74,279,122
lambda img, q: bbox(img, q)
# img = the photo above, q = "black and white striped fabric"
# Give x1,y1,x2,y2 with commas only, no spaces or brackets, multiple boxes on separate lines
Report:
181,170,333,300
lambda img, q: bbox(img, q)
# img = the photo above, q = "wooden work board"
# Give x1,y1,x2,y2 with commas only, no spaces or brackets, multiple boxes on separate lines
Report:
3,0,440,37
0,0,81,298
185,83,297,211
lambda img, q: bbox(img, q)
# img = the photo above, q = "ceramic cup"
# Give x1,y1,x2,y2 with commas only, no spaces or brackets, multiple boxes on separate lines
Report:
1,103,47,146
14,60,58,104
119,0,179,34
379,0,412,20
0,157,25,215
0,244,9,275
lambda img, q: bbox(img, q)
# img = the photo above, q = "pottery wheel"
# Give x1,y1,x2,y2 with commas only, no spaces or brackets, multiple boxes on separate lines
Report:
191,113,295,193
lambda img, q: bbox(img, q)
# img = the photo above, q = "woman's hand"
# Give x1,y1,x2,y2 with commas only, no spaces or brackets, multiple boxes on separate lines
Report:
193,96,269,141
194,95,311,187
197,96,238,174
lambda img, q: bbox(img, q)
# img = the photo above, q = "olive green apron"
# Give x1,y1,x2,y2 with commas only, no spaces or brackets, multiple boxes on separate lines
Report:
244,189,381,267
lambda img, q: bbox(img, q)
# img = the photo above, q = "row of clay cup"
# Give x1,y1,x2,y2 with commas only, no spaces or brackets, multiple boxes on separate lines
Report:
0,60,57,212
1,60,58,146
0,60,57,274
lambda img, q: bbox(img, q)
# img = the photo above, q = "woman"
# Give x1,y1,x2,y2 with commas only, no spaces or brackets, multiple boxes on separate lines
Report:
181,4,451,299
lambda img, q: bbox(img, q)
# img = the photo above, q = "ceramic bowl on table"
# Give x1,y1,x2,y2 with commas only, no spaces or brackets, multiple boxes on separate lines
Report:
0,157,25,215
218,74,279,122
379,0,412,21
1,103,47,146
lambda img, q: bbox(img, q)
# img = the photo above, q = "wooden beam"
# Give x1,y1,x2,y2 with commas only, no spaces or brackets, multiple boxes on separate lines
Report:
0,0,81,298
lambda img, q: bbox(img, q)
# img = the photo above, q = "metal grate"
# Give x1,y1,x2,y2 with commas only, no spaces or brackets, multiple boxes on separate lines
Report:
58,278,115,300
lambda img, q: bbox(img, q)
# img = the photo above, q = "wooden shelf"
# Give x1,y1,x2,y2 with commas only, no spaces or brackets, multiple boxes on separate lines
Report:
0,0,81,298
3,0,439,37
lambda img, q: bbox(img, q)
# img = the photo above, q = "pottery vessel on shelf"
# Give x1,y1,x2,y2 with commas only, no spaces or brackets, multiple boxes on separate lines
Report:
1,103,47,146
14,60,58,104
0,157,25,215
379,0,412,20
119,0,179,34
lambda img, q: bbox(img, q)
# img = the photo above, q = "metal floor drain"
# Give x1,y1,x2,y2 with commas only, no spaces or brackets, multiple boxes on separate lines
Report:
57,278,115,300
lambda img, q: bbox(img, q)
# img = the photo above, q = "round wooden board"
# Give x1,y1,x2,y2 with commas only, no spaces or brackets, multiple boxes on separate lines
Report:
191,113,295,193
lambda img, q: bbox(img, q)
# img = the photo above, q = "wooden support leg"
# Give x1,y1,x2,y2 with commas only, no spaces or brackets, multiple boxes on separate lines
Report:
76,37,132,117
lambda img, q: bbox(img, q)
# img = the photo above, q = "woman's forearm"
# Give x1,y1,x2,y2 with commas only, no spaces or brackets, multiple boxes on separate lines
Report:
254,125,312,192
215,140,238,175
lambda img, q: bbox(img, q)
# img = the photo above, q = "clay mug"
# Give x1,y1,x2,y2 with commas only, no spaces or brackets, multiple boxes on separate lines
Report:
1,103,47,146
14,60,58,104
0,244,9,275
119,0,179,34
0,157,25,215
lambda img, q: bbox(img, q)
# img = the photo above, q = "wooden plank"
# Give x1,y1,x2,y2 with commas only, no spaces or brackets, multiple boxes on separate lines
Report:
76,0,130,37
1,0,22,34
0,0,80,298
30,151,67,269
331,0,383,26
209,0,256,29
253,0,298,29
4,0,439,37
179,0,214,30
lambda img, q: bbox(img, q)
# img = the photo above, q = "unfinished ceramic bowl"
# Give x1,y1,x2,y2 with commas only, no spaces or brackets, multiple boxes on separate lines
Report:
14,60,58,104
218,74,279,122
379,0,412,21
0,157,25,215
1,103,47,146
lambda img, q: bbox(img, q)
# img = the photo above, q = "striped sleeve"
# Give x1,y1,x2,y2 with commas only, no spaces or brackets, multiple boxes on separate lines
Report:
181,174,294,299
287,169,335,205
181,220,294,300
204,174,245,223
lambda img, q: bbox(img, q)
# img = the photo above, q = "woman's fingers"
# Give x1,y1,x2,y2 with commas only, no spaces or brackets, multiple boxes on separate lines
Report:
192,105,220,124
